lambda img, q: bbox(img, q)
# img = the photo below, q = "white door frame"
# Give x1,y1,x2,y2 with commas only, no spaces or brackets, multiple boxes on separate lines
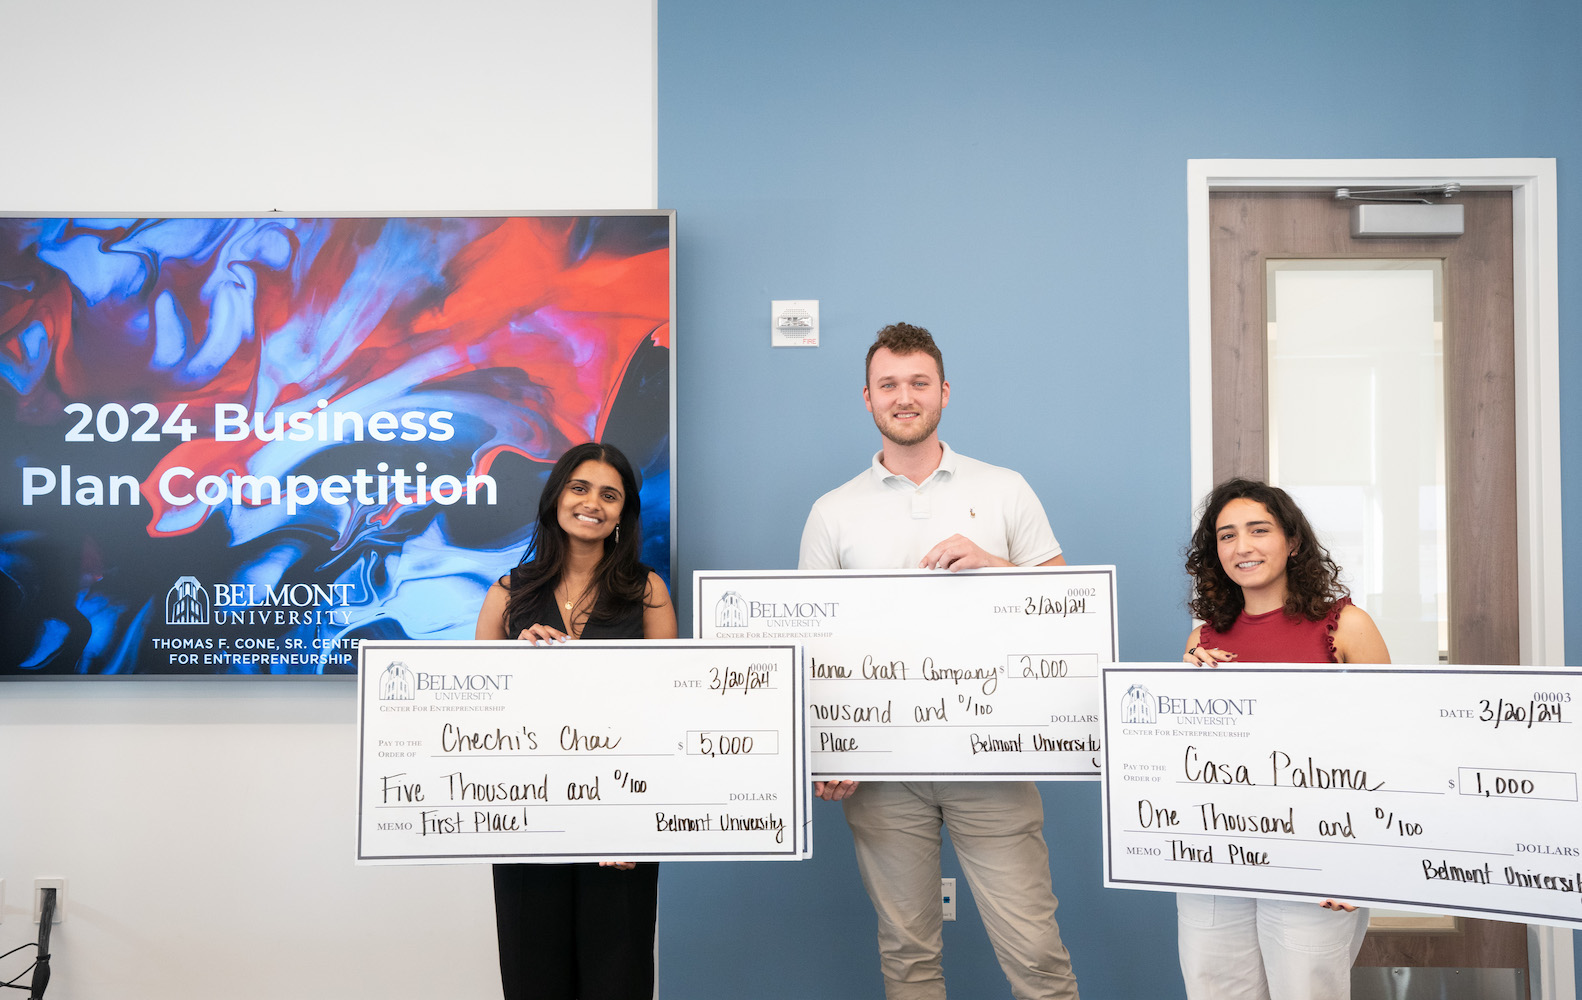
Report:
1186,158,1571,1000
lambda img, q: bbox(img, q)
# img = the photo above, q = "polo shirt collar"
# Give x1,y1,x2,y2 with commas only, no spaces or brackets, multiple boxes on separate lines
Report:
869,441,958,489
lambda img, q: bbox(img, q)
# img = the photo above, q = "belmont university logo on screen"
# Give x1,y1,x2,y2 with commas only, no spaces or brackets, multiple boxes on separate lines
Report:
165,575,355,626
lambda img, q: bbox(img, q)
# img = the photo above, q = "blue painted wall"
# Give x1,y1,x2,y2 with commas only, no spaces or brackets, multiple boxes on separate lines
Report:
658,2,1581,996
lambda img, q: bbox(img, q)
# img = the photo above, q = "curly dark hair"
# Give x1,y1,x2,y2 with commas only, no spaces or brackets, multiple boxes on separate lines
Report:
1186,478,1348,633
502,442,652,632
865,322,945,383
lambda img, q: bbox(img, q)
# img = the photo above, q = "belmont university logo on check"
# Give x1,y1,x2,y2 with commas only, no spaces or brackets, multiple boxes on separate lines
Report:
713,589,839,633
1119,683,1256,732
376,661,513,704
1120,684,1158,725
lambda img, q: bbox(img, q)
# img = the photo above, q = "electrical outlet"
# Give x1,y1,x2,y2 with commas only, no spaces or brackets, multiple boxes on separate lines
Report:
34,878,64,924
941,877,957,921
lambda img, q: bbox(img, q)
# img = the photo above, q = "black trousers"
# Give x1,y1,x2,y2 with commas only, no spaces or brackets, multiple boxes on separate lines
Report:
493,862,659,1000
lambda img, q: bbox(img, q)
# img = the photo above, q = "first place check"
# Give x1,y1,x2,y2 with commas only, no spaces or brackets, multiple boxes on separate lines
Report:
1101,665,1582,929
695,567,1117,781
356,640,808,864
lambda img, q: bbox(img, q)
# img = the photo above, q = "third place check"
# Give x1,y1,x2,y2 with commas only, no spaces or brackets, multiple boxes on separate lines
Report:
695,567,1117,780
1101,665,1582,929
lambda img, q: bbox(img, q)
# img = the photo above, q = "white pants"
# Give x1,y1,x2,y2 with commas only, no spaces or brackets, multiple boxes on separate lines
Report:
843,781,1079,1000
1177,894,1368,1000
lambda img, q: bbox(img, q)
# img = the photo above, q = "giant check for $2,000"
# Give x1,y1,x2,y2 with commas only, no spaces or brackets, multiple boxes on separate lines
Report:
695,567,1117,780
1101,665,1582,929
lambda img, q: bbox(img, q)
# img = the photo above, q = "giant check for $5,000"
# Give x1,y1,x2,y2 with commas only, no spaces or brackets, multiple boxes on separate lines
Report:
695,567,1117,780
357,640,808,863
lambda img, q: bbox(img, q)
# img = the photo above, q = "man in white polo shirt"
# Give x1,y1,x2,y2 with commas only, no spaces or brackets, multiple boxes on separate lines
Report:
799,322,1080,1000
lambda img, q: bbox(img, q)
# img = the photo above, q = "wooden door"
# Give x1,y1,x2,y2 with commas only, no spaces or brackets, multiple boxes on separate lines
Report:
1209,189,1527,993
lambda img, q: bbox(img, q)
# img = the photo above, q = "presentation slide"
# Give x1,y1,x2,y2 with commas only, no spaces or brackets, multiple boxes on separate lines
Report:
0,214,673,675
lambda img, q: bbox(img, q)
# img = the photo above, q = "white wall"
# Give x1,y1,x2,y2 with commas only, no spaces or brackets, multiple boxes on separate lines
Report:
0,0,654,213
0,1,655,996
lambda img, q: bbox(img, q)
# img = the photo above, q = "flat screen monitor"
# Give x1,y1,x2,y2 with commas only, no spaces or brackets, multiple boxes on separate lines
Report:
0,213,675,676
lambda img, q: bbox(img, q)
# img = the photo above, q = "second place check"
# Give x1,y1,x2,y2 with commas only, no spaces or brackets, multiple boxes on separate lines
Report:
695,567,1118,780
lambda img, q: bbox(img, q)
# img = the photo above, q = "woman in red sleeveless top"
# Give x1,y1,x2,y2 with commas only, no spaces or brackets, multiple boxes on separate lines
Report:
1178,478,1389,1000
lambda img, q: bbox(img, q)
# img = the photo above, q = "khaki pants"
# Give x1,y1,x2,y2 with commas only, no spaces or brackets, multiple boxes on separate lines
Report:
842,780,1080,1000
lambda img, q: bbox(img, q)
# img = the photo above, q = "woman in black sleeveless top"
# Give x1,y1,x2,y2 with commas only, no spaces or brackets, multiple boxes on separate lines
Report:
475,442,676,1000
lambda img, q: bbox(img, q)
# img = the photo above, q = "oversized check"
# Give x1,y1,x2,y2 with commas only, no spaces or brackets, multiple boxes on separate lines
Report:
356,640,808,863
1101,665,1582,929
694,567,1117,780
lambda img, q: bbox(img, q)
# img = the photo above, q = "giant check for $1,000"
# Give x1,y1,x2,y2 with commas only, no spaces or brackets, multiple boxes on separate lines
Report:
694,567,1117,780
1101,665,1582,929
356,640,808,863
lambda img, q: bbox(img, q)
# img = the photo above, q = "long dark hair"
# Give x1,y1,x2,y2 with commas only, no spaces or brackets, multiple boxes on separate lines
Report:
502,442,650,631
1186,477,1347,633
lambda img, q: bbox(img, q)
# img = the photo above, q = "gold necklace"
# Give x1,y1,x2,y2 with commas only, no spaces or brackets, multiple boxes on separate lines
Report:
560,581,591,615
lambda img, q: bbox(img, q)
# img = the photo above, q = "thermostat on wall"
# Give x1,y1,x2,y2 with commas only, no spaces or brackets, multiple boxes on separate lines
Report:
771,300,819,348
